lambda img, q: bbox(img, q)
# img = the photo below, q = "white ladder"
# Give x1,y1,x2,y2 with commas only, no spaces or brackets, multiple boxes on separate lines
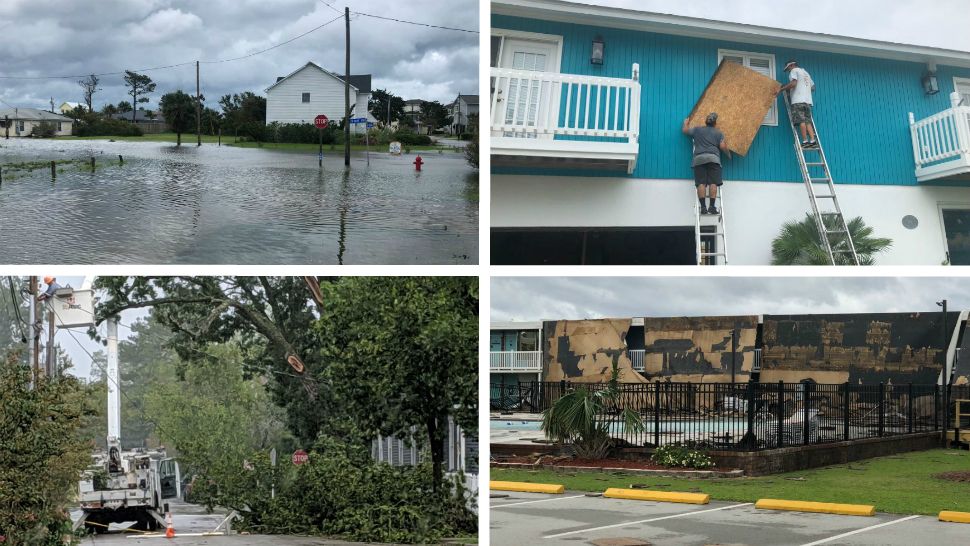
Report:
783,93,860,265
695,187,728,265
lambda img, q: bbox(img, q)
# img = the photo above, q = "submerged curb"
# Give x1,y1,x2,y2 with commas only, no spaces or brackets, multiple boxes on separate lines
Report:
604,487,710,504
755,498,875,516
490,480,565,494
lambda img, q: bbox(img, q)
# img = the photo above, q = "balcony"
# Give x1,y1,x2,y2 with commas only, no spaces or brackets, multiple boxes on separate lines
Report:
490,64,641,174
490,350,542,372
630,349,645,372
909,102,970,183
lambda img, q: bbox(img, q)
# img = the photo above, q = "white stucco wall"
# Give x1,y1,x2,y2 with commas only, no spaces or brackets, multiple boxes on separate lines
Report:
492,174,970,265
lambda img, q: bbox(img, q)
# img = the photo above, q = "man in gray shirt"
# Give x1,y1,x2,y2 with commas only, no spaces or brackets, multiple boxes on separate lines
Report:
682,112,728,214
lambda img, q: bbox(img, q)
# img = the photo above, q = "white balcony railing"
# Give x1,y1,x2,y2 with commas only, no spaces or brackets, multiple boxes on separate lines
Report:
490,64,641,173
490,350,542,371
630,349,645,371
909,101,970,182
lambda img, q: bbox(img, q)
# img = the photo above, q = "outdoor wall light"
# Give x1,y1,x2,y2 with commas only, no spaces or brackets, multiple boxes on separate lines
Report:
591,36,604,65
922,71,940,95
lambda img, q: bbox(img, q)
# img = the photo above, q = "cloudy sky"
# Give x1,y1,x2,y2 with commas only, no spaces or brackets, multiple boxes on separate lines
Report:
0,0,478,112
566,0,970,51
491,277,970,322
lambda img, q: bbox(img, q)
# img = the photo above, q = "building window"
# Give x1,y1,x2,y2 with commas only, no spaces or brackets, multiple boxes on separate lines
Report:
302,93,310,103
717,49,778,126
17,121,24,132
57,122,63,132
942,208,970,265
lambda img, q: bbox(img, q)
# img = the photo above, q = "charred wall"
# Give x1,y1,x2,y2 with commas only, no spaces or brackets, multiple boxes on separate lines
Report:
760,312,958,384
640,316,758,382
542,318,646,383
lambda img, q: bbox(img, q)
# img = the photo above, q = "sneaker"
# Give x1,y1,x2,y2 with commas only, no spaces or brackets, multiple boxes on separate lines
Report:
800,140,812,148
708,206,720,215
805,140,819,148
699,206,709,215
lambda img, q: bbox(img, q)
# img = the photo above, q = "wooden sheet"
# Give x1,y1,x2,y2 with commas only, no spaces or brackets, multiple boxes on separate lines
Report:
543,318,646,383
687,59,781,156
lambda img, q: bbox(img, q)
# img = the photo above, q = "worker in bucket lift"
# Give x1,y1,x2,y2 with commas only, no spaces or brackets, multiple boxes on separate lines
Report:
682,112,728,215
37,276,60,301
778,59,817,148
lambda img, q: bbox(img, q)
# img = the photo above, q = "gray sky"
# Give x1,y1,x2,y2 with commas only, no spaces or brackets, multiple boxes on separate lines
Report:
580,0,970,52
0,0,478,111
491,277,970,322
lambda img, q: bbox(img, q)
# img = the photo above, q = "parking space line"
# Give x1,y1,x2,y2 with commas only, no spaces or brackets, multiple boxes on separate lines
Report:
543,502,753,539
798,515,921,546
494,494,587,508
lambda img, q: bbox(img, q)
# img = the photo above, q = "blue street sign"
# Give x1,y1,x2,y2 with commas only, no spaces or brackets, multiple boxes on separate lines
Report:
350,117,367,124
318,152,323,160
366,122,375,129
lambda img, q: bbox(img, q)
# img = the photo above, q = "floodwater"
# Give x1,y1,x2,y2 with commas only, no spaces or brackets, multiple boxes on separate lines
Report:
0,139,478,264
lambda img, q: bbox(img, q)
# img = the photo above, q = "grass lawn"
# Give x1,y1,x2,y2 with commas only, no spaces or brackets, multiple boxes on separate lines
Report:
60,133,462,152
491,449,970,515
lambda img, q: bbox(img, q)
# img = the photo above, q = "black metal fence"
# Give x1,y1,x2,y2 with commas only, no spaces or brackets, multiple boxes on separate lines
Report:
491,381,970,451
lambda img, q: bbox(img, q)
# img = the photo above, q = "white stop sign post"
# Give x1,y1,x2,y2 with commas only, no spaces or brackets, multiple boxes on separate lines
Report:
314,115,329,168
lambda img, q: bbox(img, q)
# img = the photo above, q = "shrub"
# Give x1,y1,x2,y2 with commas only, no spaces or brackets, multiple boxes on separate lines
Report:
267,122,338,145
74,118,143,137
392,130,432,146
30,121,57,138
464,131,479,169
650,444,715,469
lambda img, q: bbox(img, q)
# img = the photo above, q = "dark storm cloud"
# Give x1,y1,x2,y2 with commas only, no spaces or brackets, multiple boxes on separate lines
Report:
0,0,478,110
491,277,970,322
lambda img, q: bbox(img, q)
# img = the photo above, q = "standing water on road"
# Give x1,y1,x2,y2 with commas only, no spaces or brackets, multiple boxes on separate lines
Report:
0,139,478,264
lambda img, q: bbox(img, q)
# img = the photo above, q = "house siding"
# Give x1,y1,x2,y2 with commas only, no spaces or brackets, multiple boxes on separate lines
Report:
493,14,970,186
266,66,358,125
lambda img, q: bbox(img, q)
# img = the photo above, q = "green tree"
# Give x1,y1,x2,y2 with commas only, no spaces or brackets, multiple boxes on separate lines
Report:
369,89,405,126
771,213,892,265
541,363,644,459
419,100,452,134
464,130,478,168
317,277,478,490
0,352,95,545
218,92,266,137
116,100,133,114
159,90,196,146
123,70,156,122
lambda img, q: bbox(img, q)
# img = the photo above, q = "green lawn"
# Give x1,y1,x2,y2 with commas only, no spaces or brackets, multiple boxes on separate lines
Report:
60,133,462,152
492,449,970,515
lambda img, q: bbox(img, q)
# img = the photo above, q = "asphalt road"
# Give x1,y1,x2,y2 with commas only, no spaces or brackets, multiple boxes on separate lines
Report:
491,490,970,545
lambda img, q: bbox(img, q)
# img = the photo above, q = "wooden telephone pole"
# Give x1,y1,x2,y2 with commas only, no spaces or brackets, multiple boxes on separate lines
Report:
344,6,351,167
27,276,40,382
196,61,202,147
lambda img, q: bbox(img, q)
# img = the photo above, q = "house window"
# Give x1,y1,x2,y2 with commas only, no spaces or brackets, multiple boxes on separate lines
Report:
57,122,62,132
302,93,310,103
17,121,24,132
942,208,970,265
717,49,778,126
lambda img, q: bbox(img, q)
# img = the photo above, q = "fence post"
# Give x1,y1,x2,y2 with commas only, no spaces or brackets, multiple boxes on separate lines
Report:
803,383,810,446
50,161,55,179
777,381,784,448
843,382,850,442
908,383,914,434
878,382,885,437
742,380,756,449
653,380,660,447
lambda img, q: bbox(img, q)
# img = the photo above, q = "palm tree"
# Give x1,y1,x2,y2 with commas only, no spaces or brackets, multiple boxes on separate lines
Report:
541,364,644,459
771,213,892,265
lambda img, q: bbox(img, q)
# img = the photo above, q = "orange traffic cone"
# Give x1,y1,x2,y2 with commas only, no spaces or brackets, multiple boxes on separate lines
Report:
165,511,175,538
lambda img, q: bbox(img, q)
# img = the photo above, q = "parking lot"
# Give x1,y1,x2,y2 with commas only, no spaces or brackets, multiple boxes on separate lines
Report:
490,490,970,545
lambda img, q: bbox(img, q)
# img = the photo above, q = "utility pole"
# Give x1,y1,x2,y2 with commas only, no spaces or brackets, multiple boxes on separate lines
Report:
939,299,950,446
27,276,39,382
46,300,55,378
106,316,121,452
344,6,351,167
196,60,202,147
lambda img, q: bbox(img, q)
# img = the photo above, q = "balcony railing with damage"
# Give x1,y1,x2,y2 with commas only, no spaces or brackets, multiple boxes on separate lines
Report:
490,64,641,174
490,350,542,371
909,94,970,182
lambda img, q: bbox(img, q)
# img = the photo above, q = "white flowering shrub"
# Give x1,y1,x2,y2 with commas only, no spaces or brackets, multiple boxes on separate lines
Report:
650,444,715,469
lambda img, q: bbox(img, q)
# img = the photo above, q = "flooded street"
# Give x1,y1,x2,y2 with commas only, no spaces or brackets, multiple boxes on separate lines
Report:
0,139,478,264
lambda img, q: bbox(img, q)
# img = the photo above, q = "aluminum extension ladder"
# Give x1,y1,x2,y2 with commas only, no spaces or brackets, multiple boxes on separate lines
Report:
695,187,728,265
783,93,860,265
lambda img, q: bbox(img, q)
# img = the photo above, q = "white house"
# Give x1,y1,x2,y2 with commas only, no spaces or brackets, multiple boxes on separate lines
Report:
448,94,479,134
0,108,73,137
265,62,374,132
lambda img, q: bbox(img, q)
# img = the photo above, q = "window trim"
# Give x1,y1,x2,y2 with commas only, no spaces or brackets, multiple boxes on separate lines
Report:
937,202,970,264
491,28,563,73
953,77,970,104
301,92,310,103
717,48,778,126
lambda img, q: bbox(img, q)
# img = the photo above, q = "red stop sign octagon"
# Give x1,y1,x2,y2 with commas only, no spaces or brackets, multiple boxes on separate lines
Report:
292,449,309,465
314,115,329,129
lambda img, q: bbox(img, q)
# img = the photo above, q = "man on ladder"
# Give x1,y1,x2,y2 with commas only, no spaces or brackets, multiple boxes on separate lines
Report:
682,113,728,214
778,59,817,148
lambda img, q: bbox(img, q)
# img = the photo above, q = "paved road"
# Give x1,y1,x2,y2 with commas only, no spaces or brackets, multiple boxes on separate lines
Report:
491,491,970,545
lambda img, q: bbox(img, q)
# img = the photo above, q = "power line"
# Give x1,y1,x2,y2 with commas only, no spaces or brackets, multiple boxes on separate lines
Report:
351,11,479,33
200,13,343,64
317,0,343,15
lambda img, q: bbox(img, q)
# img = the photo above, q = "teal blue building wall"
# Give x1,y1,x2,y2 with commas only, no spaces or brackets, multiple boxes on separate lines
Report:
493,14,970,186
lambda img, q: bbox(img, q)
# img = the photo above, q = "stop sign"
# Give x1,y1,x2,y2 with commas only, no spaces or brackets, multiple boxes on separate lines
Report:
314,115,329,129
292,449,309,465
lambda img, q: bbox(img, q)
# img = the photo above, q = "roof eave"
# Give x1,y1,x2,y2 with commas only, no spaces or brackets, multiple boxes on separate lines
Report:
493,0,970,69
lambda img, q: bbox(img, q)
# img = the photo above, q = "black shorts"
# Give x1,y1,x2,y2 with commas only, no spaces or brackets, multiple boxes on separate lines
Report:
693,162,723,187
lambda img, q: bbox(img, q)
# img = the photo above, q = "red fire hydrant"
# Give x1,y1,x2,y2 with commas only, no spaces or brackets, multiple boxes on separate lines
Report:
414,156,423,171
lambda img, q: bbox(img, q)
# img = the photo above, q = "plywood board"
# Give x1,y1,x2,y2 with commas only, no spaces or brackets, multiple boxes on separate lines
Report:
687,59,781,156
542,319,647,383
641,316,757,382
